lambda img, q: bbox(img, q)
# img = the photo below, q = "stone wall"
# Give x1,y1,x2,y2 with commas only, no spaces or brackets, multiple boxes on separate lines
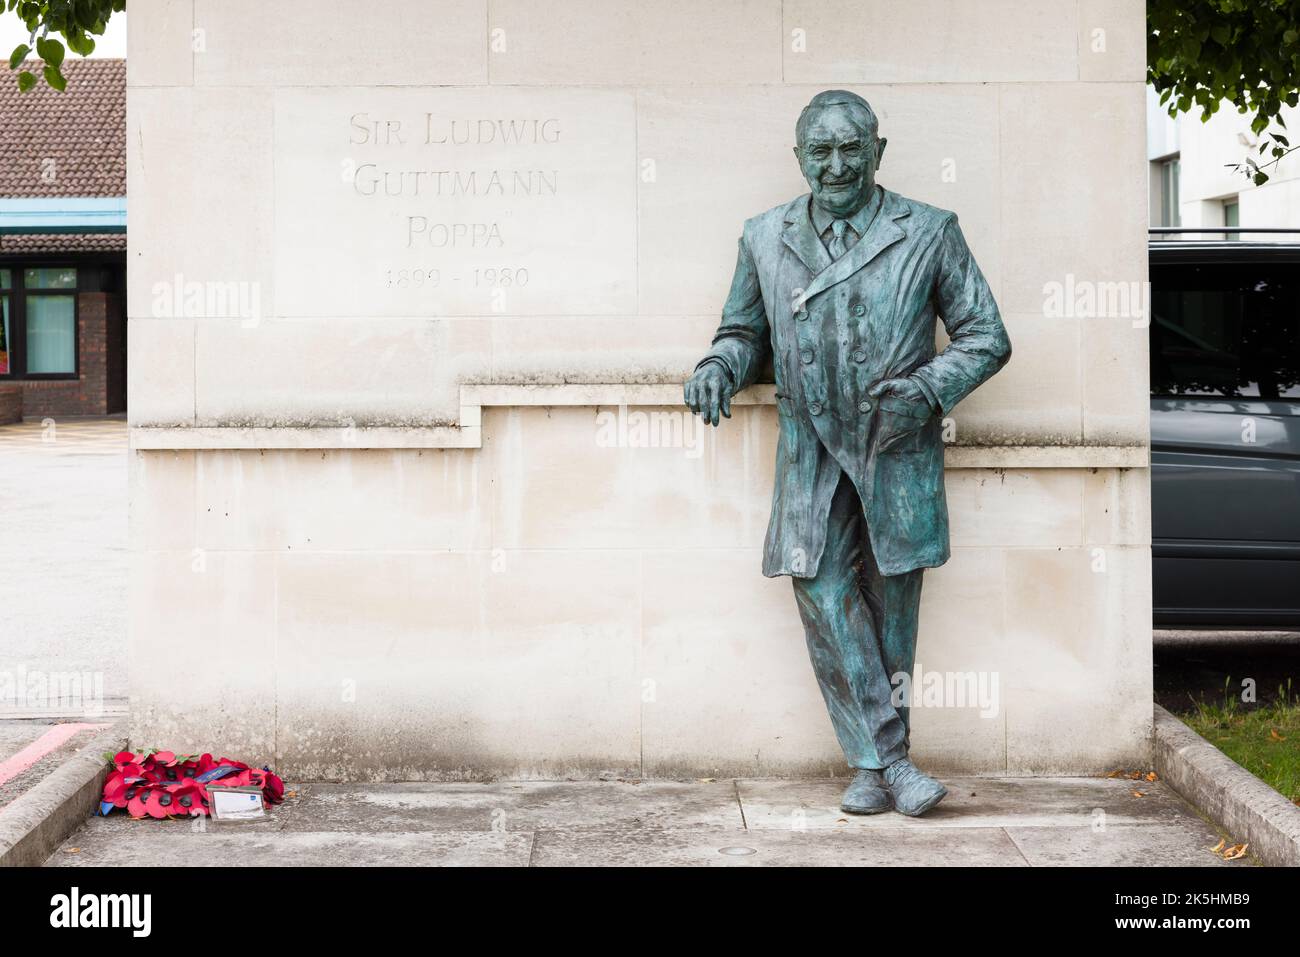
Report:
127,0,1152,778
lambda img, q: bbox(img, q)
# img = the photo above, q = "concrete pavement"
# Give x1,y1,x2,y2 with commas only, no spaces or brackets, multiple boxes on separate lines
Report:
47,776,1249,866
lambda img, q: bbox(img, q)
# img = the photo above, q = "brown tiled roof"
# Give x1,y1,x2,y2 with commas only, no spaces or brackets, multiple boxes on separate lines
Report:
0,58,125,199
0,232,125,253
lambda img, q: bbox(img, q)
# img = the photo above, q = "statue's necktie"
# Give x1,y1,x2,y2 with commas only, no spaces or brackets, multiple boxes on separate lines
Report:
827,218,850,260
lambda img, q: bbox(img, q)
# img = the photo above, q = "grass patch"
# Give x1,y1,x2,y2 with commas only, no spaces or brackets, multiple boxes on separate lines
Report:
1184,679,1300,805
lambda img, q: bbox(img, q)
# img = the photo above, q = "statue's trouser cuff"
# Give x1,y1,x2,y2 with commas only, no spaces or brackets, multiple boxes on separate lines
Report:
791,470,925,770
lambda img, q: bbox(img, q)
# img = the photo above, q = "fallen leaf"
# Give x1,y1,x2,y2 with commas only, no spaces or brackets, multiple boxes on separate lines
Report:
697,777,715,784
1223,843,1249,861
1211,838,1226,854
1145,772,1158,782
836,818,849,824
1131,790,1145,798
62,847,80,854
1270,729,1286,741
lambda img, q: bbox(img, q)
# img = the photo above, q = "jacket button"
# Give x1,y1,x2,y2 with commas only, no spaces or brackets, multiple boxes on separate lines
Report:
851,349,867,363
796,309,809,321
808,402,823,415
852,303,866,317
858,399,872,413
800,349,814,364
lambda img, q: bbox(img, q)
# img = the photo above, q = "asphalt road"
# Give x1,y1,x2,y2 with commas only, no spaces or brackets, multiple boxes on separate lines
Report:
0,418,127,720
1154,629,1300,714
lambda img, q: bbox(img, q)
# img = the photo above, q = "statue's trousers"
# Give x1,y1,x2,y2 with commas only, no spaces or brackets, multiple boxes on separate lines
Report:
791,468,925,770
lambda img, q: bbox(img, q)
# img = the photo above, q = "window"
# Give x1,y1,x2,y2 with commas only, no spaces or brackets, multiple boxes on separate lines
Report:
1150,261,1300,398
1160,158,1181,227
0,265,78,378
1223,199,1239,241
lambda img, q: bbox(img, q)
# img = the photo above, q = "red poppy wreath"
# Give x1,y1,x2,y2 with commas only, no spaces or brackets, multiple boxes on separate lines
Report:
99,749,286,819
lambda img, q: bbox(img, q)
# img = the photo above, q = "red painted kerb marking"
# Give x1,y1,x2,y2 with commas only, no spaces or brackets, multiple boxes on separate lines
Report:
0,723,110,787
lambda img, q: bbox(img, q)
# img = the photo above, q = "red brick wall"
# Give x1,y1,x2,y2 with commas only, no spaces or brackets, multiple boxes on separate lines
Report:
0,383,20,424
18,290,125,418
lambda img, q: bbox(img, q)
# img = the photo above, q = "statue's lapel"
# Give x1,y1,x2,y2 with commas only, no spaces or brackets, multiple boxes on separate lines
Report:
781,196,832,280
795,190,910,309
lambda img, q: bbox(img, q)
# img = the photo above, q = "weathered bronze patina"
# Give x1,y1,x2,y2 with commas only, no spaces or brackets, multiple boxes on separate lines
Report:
684,90,1011,816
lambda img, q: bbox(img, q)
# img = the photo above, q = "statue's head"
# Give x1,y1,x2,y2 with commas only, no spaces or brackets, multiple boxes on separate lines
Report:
794,90,887,218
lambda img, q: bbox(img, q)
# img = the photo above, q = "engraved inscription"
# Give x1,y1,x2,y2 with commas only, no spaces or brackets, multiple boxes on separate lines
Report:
274,90,636,317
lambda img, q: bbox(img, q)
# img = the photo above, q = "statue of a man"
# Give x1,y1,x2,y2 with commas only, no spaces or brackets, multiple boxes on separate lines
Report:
684,90,1011,816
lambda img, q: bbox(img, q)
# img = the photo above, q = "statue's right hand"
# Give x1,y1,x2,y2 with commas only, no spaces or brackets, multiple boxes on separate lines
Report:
684,362,734,427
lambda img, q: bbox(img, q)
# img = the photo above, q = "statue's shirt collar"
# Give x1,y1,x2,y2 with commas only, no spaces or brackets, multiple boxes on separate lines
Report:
808,185,883,244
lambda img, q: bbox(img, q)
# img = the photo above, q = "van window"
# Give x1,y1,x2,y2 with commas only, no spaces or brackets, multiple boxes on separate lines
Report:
1150,262,1300,398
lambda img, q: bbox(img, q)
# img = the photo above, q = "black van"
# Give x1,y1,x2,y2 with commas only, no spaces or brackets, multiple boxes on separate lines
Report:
1149,233,1300,625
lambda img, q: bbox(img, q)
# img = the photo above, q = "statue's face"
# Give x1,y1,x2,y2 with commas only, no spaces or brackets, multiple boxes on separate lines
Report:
794,105,886,218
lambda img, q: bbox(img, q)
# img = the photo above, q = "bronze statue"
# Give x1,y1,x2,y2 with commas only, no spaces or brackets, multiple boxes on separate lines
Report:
684,90,1011,816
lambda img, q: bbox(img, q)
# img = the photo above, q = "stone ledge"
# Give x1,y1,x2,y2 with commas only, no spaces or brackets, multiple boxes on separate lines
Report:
0,723,126,868
1154,703,1300,868
129,383,1150,468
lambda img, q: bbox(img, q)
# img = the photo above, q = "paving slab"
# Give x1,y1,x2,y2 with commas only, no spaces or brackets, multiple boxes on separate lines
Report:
45,777,1253,866
285,780,745,832
49,827,532,867
528,826,1027,867
737,776,1203,830
1005,822,1236,867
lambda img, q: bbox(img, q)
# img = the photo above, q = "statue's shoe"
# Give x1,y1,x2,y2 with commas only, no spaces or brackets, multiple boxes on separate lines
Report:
883,758,948,816
840,769,892,815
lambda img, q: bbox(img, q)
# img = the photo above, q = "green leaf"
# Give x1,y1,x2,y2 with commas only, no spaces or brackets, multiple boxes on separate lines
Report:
43,64,66,91
1254,171,1270,186
16,70,35,91
66,30,93,56
8,42,29,68
35,36,63,68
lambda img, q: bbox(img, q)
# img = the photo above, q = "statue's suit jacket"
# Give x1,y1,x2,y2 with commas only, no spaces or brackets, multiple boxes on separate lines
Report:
698,187,1011,579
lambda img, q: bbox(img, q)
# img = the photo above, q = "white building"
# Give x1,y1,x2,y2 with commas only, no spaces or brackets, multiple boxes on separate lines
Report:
1150,87,1300,235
